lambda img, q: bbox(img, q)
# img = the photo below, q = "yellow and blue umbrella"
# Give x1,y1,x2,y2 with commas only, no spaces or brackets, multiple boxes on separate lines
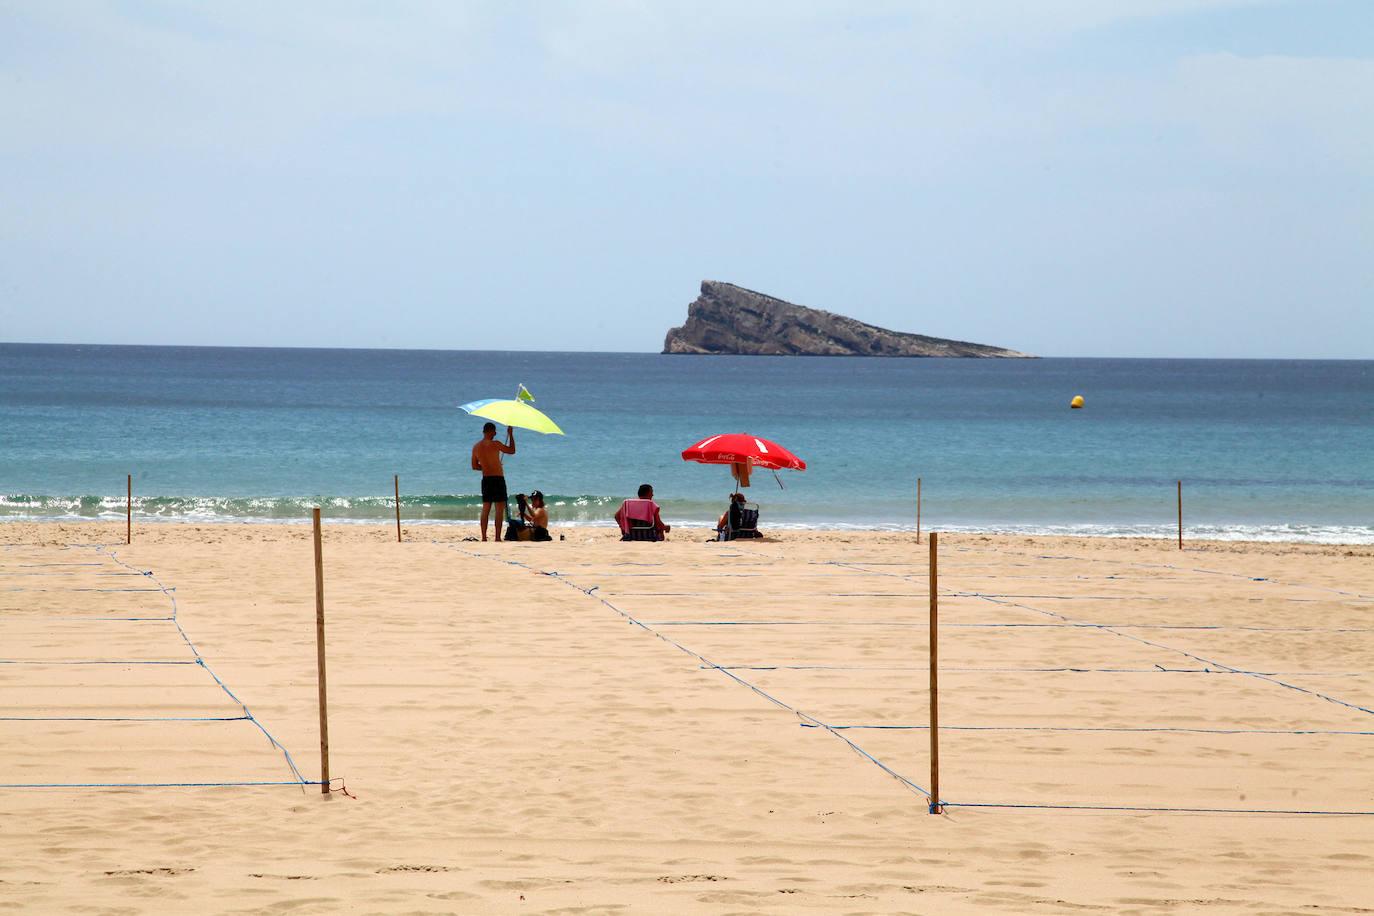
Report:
458,385,564,435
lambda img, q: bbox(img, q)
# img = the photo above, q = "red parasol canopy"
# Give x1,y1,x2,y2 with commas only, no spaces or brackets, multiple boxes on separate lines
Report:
681,433,806,471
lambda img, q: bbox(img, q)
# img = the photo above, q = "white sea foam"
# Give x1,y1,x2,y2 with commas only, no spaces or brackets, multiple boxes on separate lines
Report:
5,494,1371,543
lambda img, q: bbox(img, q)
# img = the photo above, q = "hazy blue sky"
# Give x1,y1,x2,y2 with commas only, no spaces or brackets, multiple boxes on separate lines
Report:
3,1,1371,357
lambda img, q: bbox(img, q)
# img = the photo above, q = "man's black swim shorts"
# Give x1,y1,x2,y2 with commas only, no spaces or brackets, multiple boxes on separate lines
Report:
481,475,508,503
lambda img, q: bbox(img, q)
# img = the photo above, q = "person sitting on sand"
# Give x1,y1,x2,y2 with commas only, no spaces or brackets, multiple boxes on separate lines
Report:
716,492,763,540
524,490,551,541
504,491,553,542
615,484,671,541
716,492,762,539
717,492,744,531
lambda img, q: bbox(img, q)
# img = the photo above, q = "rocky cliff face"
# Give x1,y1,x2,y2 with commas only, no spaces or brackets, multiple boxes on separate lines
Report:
662,281,1033,357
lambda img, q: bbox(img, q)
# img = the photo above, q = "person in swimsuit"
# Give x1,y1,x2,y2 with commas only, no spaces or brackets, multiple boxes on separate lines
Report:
504,490,552,542
471,422,515,541
717,492,746,531
525,490,551,541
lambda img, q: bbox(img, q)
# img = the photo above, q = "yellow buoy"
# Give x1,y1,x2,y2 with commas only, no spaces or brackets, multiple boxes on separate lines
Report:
1070,395,1084,409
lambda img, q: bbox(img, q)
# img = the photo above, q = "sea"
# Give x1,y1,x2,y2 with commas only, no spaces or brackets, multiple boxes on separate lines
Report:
2,343,1372,543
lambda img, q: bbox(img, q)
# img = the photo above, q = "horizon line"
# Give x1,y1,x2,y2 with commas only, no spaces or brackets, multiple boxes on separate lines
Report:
2,341,1369,361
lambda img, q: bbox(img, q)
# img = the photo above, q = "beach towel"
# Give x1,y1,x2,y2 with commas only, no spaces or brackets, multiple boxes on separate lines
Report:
617,498,658,532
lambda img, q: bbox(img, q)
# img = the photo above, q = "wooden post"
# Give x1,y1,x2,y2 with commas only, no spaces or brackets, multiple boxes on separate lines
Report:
916,477,922,544
126,475,132,545
394,474,402,543
313,508,330,795
1177,480,1183,550
928,531,943,814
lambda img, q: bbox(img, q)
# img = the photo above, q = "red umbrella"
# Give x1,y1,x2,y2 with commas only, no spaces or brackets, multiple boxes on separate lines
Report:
682,433,806,485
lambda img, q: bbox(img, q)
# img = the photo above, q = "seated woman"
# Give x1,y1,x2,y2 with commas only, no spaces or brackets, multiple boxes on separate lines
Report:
717,492,762,540
525,490,552,541
504,491,553,541
614,484,671,541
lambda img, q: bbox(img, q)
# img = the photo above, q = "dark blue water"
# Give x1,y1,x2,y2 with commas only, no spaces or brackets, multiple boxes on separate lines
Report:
2,343,1371,541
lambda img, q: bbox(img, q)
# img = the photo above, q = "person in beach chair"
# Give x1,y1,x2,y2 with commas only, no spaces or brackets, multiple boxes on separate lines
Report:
504,491,552,542
614,484,671,541
717,492,762,540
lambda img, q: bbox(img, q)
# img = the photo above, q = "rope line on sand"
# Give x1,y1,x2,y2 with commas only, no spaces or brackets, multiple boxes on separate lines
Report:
943,620,1374,633
767,546,1374,812
438,539,1374,816
708,664,1364,677
944,801,1374,815
964,546,1374,602
0,659,199,665
0,570,147,577
642,619,1374,633
0,543,314,790
829,556,1374,720
2,586,170,593
1,715,253,722
962,592,1374,719
0,615,175,622
801,723,1374,736
437,541,933,799
645,620,1374,634
0,780,322,789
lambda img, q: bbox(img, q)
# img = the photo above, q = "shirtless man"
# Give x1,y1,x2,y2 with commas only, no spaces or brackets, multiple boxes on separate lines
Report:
471,422,515,541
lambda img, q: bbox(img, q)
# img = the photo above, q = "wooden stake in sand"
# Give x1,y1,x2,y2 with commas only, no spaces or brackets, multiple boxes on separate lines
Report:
394,474,402,543
928,531,943,814
916,477,922,544
126,474,132,545
313,508,331,796
1177,480,1183,550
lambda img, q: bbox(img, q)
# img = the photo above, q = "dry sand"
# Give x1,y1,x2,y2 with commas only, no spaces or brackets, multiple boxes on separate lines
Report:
2,521,1372,914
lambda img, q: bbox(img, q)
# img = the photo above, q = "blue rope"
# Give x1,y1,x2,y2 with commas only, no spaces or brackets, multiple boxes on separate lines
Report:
941,621,1374,632
648,621,925,626
833,554,1374,720
642,619,1374,632
5,543,314,789
103,545,316,787
0,780,324,789
943,801,1374,815
961,592,1374,719
2,715,253,722
0,660,198,665
802,723,1374,736
3,586,170,592
708,664,1362,676
438,541,934,799
0,616,174,621
610,596,923,601
980,547,1374,602
440,539,1374,816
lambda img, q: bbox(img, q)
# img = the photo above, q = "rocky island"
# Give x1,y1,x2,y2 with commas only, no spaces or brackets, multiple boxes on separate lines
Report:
663,280,1033,357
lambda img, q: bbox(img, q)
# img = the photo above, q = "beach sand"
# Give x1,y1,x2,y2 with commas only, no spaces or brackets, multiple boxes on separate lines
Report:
2,521,1372,914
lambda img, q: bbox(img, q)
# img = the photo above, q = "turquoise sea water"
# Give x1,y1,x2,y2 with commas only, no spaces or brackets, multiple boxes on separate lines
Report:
2,344,1371,542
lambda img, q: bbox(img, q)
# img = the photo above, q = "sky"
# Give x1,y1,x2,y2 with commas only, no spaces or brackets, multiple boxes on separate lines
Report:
2,1,1371,358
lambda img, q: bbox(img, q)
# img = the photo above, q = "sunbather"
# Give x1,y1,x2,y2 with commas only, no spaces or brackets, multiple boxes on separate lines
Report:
615,484,671,541
717,492,761,540
504,490,552,541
